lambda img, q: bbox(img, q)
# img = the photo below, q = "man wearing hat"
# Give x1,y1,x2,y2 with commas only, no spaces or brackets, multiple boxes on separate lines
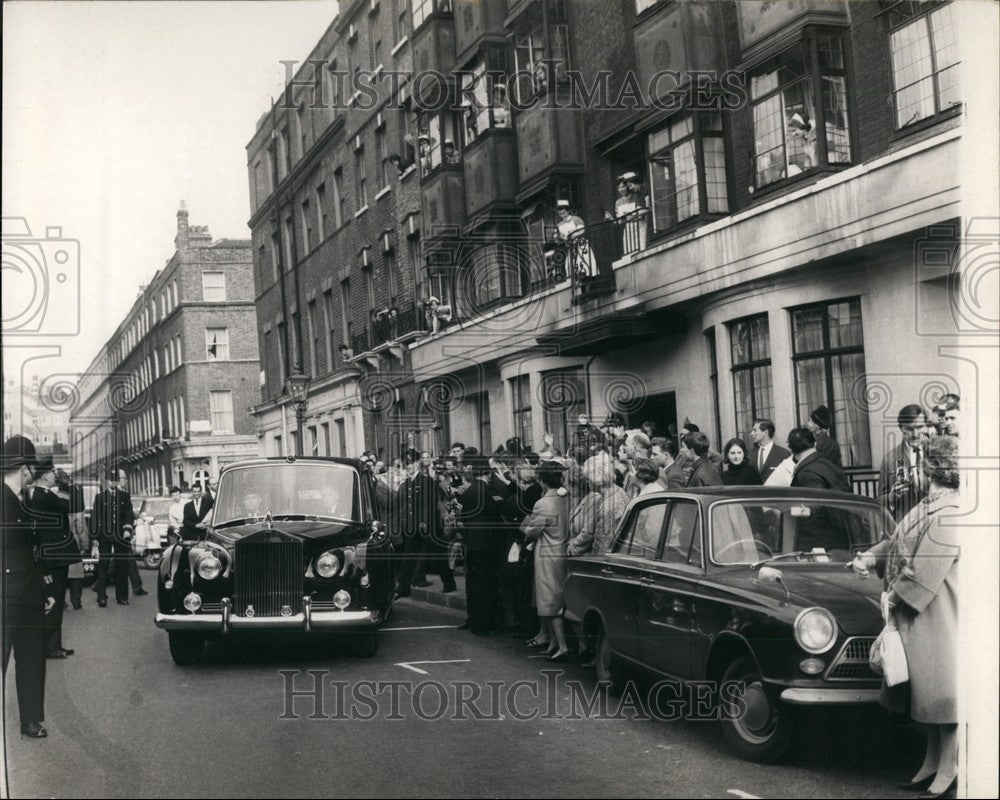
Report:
442,138,459,164
25,456,79,658
2,435,56,738
805,404,843,467
395,448,456,597
91,467,138,606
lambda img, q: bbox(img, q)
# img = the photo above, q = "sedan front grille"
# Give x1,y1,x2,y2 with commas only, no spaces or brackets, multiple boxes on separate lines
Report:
234,539,304,616
826,636,878,680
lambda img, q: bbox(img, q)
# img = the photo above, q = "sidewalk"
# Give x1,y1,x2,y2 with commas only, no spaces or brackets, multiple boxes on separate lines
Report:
405,569,467,613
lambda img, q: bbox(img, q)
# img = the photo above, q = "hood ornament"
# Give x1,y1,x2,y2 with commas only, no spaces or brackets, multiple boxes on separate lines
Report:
265,507,273,530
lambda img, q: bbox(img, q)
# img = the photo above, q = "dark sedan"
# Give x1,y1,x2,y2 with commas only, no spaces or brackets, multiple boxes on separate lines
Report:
564,487,890,763
154,457,397,665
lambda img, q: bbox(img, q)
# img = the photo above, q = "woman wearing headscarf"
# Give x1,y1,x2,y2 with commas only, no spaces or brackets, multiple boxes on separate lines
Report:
567,452,629,557
852,436,960,798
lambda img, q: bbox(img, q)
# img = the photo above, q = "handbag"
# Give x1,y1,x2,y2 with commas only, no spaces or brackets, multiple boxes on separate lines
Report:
870,591,909,686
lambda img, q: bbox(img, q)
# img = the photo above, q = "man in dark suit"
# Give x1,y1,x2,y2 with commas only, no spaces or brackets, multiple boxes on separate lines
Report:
683,432,723,487
395,448,455,597
91,468,137,605
2,435,56,738
806,405,843,467
878,404,931,522
181,484,214,541
750,418,791,483
25,457,79,658
788,427,852,552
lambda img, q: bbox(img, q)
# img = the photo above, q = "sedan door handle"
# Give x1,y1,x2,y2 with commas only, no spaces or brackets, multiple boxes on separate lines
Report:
600,567,614,575
639,576,655,584
672,599,687,613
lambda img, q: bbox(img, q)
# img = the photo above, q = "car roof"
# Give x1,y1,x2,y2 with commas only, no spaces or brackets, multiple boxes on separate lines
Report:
220,456,368,472
629,487,880,506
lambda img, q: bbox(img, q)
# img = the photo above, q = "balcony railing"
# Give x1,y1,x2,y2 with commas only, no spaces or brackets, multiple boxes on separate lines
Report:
371,303,431,348
539,217,648,303
352,328,370,355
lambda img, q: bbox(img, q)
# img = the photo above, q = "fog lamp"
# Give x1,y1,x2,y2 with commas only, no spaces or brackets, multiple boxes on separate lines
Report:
799,658,825,675
333,590,351,610
183,592,202,612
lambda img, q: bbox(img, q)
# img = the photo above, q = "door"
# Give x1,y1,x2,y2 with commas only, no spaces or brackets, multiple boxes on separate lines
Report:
625,390,677,440
597,499,670,661
637,499,703,678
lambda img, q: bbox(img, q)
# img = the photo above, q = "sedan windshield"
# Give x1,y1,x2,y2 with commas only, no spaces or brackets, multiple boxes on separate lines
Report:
711,499,889,565
213,463,358,526
141,498,175,518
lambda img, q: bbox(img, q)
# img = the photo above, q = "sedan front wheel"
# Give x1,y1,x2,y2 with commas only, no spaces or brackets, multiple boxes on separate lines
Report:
719,655,794,763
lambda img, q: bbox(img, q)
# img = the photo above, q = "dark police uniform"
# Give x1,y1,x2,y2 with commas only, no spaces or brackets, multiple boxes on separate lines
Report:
91,486,137,604
2,482,53,730
395,471,455,595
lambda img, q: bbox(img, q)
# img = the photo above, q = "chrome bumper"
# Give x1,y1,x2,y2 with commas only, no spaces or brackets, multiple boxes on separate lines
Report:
154,597,380,632
780,687,882,705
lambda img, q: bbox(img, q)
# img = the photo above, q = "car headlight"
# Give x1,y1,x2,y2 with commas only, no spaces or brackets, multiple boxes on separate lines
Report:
794,607,838,654
196,554,222,580
316,551,341,579
183,592,202,612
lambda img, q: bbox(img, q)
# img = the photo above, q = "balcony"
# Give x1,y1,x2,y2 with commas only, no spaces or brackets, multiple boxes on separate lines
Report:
371,302,431,348
421,163,467,239
463,132,519,217
411,17,457,106
634,0,727,92
514,99,583,190
737,0,849,61
352,328,370,356
453,0,508,60
540,218,643,304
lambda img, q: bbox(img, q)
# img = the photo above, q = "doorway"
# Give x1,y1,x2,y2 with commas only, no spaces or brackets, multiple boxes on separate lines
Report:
626,391,677,440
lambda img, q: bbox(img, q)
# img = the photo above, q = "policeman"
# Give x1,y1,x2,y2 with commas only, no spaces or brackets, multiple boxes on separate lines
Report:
91,468,137,606
2,435,56,738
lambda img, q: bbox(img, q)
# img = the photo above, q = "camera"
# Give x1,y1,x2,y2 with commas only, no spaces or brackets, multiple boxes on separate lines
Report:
2,217,81,336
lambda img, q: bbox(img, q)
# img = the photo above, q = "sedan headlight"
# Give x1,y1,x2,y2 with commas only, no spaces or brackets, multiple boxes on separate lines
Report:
794,607,838,654
196,554,222,581
316,551,341,579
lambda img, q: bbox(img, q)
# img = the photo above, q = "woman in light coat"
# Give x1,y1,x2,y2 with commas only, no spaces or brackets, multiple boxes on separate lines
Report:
567,452,629,557
853,435,959,797
520,461,571,661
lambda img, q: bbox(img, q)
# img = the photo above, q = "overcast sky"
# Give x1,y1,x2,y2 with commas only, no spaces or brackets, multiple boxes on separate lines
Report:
3,0,339,389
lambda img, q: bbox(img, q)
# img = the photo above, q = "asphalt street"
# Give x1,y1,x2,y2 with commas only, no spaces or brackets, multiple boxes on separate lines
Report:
4,590,924,799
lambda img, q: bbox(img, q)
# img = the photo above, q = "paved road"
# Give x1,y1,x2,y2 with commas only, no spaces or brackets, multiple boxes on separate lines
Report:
4,592,922,798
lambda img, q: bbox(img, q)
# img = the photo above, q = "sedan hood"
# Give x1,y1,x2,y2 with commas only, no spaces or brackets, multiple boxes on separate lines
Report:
713,567,883,635
209,519,366,545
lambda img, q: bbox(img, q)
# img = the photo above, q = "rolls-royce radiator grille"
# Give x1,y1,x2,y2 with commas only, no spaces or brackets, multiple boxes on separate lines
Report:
234,539,304,616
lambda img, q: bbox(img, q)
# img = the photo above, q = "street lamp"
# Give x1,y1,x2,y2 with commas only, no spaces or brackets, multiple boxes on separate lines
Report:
285,370,311,457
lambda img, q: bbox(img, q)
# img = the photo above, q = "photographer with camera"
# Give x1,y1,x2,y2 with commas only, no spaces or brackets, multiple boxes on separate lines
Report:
878,404,931,523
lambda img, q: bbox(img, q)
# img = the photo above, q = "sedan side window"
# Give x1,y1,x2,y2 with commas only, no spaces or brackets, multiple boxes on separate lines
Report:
661,501,700,565
612,500,667,558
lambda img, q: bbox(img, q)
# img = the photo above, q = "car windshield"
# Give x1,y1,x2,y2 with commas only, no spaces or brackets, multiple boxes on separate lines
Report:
213,462,358,526
141,498,175,517
710,498,889,565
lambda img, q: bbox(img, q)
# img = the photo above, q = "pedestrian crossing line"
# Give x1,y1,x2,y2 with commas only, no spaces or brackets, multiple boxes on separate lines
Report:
395,659,472,675
726,791,762,799
382,625,459,631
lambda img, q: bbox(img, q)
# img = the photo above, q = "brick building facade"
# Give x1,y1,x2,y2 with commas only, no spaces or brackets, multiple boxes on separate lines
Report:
249,0,992,479
70,205,260,493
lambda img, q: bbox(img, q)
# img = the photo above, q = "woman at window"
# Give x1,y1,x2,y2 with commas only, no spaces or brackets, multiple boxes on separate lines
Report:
721,437,762,486
554,199,597,279
605,172,648,253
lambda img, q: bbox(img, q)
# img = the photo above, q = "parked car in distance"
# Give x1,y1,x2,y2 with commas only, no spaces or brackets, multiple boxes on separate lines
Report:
133,496,176,569
154,457,397,665
564,487,891,763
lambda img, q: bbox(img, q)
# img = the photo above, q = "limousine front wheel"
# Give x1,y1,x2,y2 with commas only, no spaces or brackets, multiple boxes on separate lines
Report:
720,656,794,763
593,621,627,696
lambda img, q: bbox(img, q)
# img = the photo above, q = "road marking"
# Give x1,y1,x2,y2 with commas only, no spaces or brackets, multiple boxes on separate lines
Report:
727,791,762,799
395,659,471,675
382,625,458,631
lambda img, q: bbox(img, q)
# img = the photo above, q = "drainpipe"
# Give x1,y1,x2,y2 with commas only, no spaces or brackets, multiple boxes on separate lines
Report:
584,354,599,419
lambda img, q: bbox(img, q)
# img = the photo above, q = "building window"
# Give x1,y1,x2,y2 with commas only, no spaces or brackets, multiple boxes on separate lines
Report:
376,127,389,189
887,2,960,128
283,216,295,270
206,327,230,361
308,300,321,377
791,297,871,467
316,184,328,241
512,375,532,449
279,129,291,178
460,60,511,144
364,266,376,311
706,327,722,452
750,31,851,188
512,2,570,105
647,111,728,233
635,0,665,14
475,392,492,453
340,279,352,342
174,336,183,368
322,422,332,456
394,0,408,44
301,198,314,252
355,145,368,209
729,314,773,444
385,253,398,307
335,419,347,457
270,233,281,281
290,312,301,370
308,425,320,457
296,106,307,157
541,368,585,456
202,271,226,302
333,168,345,228
411,0,447,31
323,290,336,371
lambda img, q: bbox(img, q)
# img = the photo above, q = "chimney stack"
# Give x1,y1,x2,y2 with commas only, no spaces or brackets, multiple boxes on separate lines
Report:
175,201,190,252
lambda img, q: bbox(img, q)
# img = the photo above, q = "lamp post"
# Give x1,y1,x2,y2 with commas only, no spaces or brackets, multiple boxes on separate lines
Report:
285,370,311,457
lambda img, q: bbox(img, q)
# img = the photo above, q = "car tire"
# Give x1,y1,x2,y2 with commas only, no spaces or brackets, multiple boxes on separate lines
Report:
593,621,627,695
719,655,794,763
143,550,163,570
168,631,205,666
348,631,379,658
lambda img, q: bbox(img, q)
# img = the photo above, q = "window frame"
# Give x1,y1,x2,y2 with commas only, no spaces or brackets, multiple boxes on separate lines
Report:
540,367,586,456
205,327,230,362
209,389,235,434
511,375,533,451
728,313,773,444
